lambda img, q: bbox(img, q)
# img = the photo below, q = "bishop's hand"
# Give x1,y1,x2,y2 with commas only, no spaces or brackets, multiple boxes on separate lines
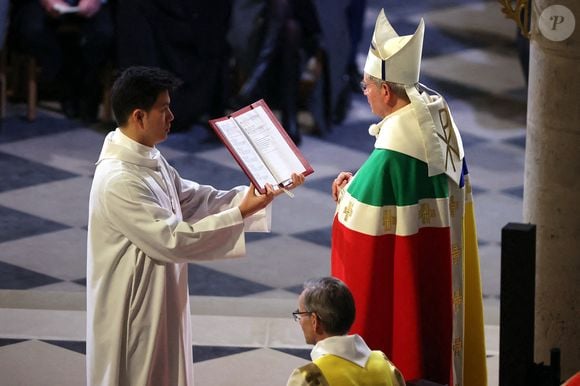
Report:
332,172,352,202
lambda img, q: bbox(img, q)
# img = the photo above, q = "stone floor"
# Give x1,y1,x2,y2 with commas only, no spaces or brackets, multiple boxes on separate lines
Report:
0,1,526,385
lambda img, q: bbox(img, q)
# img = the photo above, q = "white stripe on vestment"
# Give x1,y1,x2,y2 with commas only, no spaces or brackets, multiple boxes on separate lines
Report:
335,190,451,237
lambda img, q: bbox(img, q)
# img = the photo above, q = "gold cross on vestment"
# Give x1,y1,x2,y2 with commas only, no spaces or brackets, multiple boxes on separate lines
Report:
449,195,457,218
453,337,463,354
343,201,353,222
418,203,436,224
437,108,460,173
382,208,396,232
452,243,461,265
453,290,463,313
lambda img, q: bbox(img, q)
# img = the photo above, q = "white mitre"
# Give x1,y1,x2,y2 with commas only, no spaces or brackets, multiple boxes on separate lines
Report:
363,8,424,84
364,9,465,184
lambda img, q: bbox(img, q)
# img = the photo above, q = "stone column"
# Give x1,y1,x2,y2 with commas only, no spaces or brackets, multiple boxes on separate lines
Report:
524,0,580,379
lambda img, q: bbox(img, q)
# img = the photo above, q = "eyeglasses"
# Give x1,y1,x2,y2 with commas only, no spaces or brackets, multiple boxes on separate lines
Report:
292,309,313,322
359,81,370,92
360,80,386,92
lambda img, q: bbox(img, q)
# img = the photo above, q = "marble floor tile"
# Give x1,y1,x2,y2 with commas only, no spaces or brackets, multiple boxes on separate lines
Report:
197,235,330,289
0,340,85,386
0,228,87,282
0,176,92,228
422,48,526,96
0,128,104,176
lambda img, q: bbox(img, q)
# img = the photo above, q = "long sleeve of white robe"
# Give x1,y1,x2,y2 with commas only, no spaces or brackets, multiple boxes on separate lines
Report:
86,130,270,386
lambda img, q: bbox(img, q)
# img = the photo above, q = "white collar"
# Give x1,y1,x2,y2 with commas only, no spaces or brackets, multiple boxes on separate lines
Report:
112,128,160,160
311,334,372,368
96,129,161,169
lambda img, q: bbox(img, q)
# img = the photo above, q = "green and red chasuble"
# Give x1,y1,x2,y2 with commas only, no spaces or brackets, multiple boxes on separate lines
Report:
331,101,486,386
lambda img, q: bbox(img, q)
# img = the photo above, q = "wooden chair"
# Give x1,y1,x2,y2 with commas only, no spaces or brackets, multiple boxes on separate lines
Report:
1,12,112,123
0,48,38,121
0,49,6,119
1,47,115,123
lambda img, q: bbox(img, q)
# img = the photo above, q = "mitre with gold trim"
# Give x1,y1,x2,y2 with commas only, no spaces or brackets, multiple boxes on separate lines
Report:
363,8,424,84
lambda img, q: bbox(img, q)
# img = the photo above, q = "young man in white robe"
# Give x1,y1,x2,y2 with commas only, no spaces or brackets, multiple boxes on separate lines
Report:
86,66,305,386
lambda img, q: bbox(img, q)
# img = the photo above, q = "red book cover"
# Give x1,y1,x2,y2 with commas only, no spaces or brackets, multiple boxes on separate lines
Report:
209,99,314,194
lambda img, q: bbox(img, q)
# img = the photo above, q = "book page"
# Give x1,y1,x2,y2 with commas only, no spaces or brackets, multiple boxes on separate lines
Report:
53,4,80,14
213,118,278,188
233,106,306,185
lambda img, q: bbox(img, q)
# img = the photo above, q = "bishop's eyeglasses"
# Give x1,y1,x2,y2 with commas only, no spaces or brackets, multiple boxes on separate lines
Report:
292,309,313,322
359,81,370,92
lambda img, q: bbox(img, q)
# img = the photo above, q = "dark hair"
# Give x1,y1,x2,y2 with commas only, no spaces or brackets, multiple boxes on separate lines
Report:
111,66,182,126
302,277,355,335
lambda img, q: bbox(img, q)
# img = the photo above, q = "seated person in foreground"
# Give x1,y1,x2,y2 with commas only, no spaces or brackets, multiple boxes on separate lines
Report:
287,276,406,386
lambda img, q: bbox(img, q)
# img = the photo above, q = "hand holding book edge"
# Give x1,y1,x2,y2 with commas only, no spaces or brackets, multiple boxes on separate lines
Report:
238,183,275,219
273,172,305,198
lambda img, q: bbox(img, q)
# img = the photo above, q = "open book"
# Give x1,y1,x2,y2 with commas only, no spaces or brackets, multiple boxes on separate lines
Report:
209,99,314,195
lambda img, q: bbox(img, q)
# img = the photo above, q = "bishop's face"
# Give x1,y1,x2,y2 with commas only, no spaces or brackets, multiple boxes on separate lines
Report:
362,75,389,118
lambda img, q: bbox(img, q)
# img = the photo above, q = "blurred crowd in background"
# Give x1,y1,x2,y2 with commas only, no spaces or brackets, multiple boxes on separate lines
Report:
0,0,369,145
